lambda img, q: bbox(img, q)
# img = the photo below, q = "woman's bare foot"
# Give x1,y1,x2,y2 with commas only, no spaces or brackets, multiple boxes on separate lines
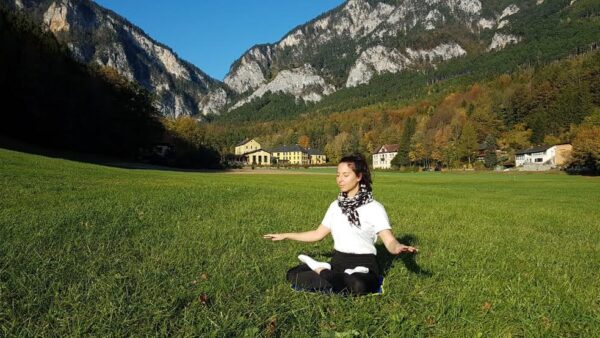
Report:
298,254,331,272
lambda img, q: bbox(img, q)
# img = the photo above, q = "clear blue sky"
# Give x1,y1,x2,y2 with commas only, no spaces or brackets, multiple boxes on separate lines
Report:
94,0,345,81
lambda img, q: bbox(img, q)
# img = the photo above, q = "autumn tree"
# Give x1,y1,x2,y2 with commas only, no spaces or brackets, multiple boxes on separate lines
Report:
499,123,532,151
325,132,353,164
458,122,479,167
570,112,600,173
298,135,310,149
162,116,220,168
163,116,205,146
430,126,450,168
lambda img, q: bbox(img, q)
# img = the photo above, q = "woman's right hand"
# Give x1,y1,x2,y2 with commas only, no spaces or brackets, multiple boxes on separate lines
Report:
263,233,287,241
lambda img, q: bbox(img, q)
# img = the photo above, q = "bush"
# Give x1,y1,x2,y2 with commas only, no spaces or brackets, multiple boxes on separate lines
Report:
473,161,486,170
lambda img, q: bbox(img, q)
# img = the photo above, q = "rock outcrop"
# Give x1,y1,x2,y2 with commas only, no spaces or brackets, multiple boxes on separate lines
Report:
230,65,335,110
488,33,521,51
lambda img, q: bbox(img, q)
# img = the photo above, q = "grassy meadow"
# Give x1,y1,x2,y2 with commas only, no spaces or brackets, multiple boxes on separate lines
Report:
1,147,599,337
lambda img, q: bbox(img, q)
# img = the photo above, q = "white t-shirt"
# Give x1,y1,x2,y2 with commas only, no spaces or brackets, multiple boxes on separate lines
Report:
321,200,391,255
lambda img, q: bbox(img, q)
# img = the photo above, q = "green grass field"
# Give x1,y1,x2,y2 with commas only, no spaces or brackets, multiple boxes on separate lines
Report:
1,148,599,337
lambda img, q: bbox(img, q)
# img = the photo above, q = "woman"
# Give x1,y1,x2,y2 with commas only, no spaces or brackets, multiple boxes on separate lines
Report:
263,154,417,295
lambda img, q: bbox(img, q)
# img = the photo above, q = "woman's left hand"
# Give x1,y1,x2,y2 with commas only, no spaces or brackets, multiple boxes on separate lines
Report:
378,230,418,255
393,244,418,255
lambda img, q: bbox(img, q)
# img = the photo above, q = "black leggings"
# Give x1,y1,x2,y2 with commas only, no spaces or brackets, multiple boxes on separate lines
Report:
286,250,381,295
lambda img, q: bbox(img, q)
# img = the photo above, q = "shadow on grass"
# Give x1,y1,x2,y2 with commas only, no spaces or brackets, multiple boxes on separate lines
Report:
0,135,227,173
376,235,432,277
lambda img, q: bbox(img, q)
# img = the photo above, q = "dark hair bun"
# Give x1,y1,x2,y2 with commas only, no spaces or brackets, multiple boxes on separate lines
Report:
339,153,372,191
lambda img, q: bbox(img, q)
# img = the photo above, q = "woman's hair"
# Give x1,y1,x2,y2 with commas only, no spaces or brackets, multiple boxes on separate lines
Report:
339,153,372,191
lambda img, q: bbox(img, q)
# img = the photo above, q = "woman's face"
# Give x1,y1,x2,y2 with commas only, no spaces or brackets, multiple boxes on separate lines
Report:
336,162,362,196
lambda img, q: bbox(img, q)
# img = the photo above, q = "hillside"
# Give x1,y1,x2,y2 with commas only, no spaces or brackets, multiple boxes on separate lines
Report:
1,0,230,117
0,5,163,158
223,0,599,118
203,49,600,167
4,0,598,121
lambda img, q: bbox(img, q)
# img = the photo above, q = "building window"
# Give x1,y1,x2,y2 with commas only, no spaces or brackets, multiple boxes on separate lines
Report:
535,158,543,163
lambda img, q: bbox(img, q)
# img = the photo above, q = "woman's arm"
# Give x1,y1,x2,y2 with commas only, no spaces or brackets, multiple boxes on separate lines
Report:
378,229,418,255
263,224,330,242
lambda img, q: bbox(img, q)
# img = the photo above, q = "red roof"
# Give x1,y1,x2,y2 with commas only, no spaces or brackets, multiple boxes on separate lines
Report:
375,144,399,154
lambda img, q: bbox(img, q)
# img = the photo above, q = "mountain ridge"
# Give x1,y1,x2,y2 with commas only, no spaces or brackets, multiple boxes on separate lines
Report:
222,0,598,117
4,0,599,121
3,0,230,118
223,0,532,111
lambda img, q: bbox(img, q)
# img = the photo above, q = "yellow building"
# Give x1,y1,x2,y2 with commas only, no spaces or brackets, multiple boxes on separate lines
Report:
235,139,261,156
307,148,327,165
245,149,272,166
271,145,310,165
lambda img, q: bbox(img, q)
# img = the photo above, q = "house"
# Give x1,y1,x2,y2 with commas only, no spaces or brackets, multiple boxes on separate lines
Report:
477,143,508,166
373,144,399,169
234,139,272,165
235,139,261,156
306,148,327,165
476,143,489,162
271,145,310,165
515,144,572,170
234,138,327,166
152,143,172,157
244,149,272,165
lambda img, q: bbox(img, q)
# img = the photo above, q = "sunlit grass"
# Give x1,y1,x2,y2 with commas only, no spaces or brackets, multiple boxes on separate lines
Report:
1,148,599,336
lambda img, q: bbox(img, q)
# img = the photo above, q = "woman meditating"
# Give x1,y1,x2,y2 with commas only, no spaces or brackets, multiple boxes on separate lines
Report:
263,154,417,295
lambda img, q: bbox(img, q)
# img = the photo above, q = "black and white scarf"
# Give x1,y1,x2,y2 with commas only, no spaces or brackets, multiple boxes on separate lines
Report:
337,183,373,228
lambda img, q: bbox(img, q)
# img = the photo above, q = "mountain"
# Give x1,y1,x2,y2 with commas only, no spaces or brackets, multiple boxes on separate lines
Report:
0,5,164,158
224,0,599,114
3,0,597,120
2,0,230,118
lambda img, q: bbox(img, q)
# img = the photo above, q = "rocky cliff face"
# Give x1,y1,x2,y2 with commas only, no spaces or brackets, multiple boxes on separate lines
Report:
230,64,336,110
225,0,532,111
5,0,229,118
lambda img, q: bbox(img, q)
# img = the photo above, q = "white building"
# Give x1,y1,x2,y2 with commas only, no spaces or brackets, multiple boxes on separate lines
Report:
515,144,572,169
373,144,399,169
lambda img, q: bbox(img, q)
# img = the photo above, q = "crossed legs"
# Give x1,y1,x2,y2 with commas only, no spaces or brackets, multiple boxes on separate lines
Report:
286,260,380,295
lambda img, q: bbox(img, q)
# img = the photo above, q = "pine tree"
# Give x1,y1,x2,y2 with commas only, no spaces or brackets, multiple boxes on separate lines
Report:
484,135,498,169
391,117,416,168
